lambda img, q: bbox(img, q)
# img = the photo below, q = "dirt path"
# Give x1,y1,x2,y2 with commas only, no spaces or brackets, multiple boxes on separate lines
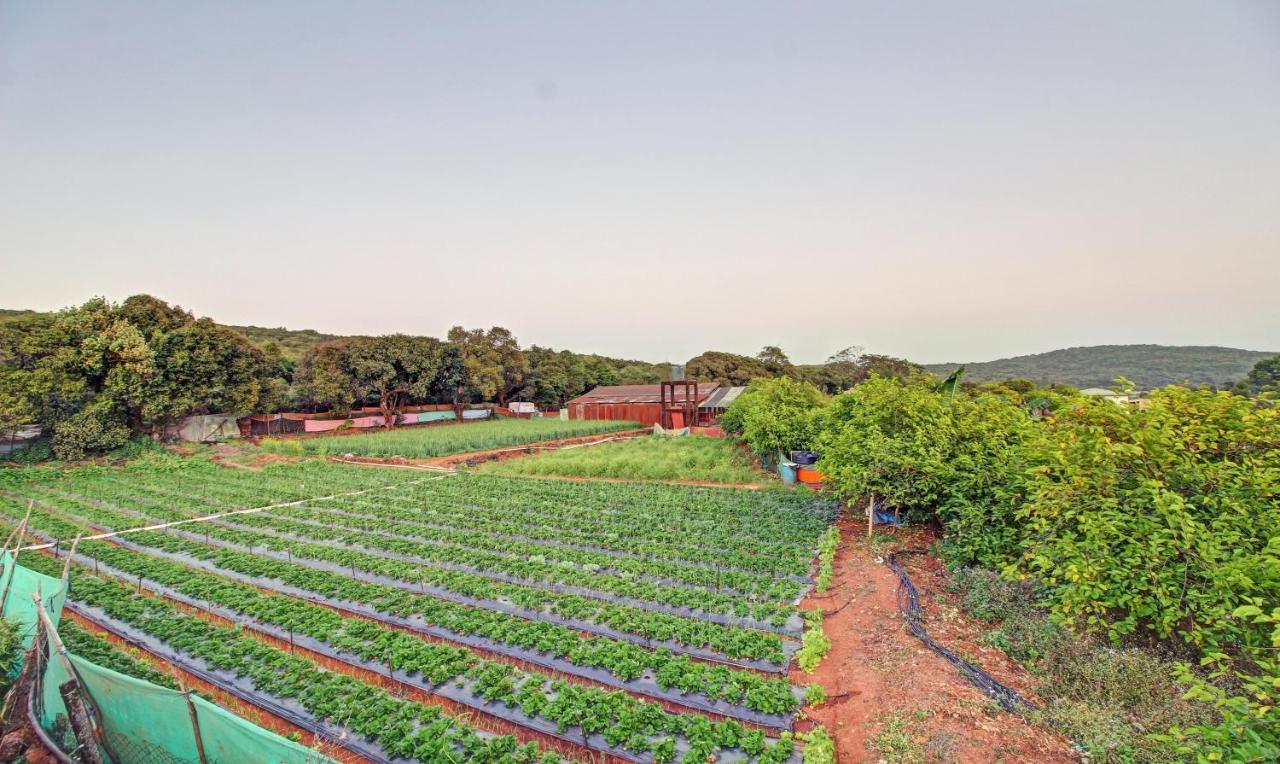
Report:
790,517,1077,763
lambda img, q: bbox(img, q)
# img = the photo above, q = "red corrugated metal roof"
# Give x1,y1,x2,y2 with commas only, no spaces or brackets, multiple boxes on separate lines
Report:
566,384,718,406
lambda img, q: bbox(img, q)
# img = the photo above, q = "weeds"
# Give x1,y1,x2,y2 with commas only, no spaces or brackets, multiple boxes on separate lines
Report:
869,711,926,763
945,566,1214,762
482,434,767,483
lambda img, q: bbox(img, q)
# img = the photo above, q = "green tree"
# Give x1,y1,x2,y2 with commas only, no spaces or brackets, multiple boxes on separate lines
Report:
685,350,771,387
295,340,357,414
1237,354,1280,400
344,335,446,425
756,346,796,377
0,369,35,450
722,376,826,456
800,347,922,394
447,326,528,405
0,295,288,455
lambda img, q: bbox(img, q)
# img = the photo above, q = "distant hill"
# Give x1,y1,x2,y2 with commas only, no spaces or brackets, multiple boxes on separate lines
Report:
925,345,1277,390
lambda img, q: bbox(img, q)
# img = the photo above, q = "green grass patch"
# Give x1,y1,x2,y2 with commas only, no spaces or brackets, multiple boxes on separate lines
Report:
481,435,768,484
945,566,1215,763
261,418,639,459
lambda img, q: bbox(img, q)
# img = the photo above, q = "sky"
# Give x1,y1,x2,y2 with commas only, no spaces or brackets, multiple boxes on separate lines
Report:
1,2,1278,365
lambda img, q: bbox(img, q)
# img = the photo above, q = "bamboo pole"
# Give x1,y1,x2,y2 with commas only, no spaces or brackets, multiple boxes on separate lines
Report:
867,495,875,537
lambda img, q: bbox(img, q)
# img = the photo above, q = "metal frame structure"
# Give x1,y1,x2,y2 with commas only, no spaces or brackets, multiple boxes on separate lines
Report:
659,380,699,429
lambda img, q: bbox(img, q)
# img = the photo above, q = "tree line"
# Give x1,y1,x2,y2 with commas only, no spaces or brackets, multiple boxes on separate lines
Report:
0,295,664,458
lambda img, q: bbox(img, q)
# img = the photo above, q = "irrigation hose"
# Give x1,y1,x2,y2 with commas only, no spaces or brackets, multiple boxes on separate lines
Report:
884,548,1038,716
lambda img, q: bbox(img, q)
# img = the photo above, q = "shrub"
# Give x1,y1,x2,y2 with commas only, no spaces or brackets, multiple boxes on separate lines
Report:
52,402,130,460
1014,388,1279,652
722,377,826,456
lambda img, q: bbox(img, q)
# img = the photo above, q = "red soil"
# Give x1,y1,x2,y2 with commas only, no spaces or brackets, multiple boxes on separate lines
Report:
789,517,1077,763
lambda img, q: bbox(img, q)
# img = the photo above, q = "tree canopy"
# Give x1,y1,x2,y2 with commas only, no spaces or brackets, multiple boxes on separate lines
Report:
0,295,287,458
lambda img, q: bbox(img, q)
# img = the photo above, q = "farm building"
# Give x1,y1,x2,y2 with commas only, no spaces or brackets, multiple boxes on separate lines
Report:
566,383,718,427
697,386,746,425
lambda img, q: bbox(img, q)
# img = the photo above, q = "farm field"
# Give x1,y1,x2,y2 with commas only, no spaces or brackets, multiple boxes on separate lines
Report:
0,456,838,763
261,417,640,459
482,435,768,484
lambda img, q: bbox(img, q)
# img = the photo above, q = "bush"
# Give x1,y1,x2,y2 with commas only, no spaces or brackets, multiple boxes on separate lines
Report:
52,403,130,460
815,377,1037,550
721,377,826,456
1015,388,1278,652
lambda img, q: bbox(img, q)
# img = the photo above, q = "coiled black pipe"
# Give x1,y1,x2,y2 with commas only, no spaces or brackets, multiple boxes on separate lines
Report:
884,549,1038,715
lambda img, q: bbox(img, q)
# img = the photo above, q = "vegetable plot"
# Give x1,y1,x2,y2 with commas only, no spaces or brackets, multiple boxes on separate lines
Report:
3,459,837,763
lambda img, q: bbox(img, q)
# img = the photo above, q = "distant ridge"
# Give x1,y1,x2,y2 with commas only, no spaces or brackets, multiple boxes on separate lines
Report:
924,345,1277,389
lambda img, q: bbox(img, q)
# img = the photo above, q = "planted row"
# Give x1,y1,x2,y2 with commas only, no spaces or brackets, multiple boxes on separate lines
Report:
3,495,790,666
17,550,568,764
45,535,805,757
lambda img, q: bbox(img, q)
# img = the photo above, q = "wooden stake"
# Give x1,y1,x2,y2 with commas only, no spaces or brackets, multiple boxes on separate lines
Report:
34,594,115,764
61,534,83,583
58,681,105,764
177,676,210,764
867,495,875,537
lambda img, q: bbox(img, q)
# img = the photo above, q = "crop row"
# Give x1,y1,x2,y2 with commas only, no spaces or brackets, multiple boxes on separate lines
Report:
7,496,798,715
57,466,834,580
57,618,181,690
17,487,801,641
8,493,804,717
99,473,819,572
84,468,832,570
62,475,811,579
4,495,791,669
49,483,804,603
16,549,569,764
14,518,806,763
51,535,803,759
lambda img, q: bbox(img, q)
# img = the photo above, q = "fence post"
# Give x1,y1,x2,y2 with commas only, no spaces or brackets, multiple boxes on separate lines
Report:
34,594,117,764
177,676,210,764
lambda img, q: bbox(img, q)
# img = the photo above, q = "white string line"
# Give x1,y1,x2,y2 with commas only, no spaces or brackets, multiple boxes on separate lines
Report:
17,474,451,552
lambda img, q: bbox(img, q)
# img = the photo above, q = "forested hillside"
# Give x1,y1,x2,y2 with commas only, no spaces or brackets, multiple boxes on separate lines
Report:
925,344,1276,389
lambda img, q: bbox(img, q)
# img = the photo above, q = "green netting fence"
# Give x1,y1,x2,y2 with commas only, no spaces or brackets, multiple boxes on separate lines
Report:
3,551,332,764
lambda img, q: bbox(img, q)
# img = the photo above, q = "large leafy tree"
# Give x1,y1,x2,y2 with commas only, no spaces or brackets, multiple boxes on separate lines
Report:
447,326,528,405
0,369,34,449
0,295,287,457
685,350,771,387
295,340,358,414
345,335,446,425
813,376,1036,553
755,346,796,377
141,319,285,425
801,346,922,394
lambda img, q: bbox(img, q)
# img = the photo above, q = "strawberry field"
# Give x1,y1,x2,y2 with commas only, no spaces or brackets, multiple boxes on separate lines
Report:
0,457,839,763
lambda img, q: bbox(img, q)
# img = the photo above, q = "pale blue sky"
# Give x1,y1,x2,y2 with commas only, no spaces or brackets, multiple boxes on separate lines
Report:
2,1,1277,363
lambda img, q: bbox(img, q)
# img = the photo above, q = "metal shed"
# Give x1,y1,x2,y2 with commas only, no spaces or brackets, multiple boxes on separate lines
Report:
696,386,746,424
